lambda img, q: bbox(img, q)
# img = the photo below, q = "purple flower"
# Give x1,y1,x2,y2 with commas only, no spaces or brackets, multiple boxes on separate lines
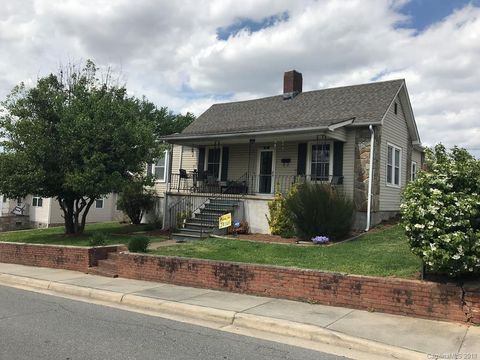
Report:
311,236,329,244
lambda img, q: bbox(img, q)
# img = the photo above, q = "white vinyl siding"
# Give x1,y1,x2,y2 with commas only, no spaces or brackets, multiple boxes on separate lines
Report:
274,142,298,177
379,94,410,211
26,195,52,225
228,143,254,180
47,194,122,226
412,149,422,170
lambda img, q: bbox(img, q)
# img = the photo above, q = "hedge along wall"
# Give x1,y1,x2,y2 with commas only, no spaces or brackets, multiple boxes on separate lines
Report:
0,242,123,272
116,253,480,324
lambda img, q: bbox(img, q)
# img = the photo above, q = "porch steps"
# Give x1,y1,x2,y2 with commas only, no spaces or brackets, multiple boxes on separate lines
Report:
87,251,119,278
172,198,240,242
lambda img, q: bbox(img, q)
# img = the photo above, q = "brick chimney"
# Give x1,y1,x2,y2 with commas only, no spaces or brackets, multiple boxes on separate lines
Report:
283,70,302,98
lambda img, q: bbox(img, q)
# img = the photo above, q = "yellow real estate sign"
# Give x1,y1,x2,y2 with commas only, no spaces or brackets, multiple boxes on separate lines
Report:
218,213,232,229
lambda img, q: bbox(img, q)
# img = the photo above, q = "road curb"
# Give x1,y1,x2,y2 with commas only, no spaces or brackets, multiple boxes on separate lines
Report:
0,273,51,290
0,274,424,360
233,313,424,360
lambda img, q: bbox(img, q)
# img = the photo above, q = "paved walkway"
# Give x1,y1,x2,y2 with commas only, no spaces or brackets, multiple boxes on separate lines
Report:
0,263,478,359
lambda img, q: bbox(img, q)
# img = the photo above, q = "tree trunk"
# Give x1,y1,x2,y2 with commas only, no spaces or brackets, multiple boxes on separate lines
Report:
59,198,76,235
79,198,95,233
59,197,95,235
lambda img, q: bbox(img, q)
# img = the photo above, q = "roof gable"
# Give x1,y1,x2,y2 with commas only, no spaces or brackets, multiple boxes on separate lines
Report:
381,83,421,144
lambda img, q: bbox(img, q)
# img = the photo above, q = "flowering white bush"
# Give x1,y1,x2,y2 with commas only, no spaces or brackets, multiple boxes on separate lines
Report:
401,144,480,277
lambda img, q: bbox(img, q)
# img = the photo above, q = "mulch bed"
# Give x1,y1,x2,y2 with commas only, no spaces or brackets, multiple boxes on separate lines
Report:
223,232,363,245
226,233,298,244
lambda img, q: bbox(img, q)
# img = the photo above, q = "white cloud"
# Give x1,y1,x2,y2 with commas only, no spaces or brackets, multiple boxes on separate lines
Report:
0,0,479,153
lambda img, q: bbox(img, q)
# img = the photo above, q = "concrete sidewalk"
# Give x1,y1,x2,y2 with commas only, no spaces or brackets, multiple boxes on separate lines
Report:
0,263,478,360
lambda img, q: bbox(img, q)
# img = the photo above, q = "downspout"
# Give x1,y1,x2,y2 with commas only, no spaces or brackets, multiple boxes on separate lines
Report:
162,149,172,230
365,125,375,232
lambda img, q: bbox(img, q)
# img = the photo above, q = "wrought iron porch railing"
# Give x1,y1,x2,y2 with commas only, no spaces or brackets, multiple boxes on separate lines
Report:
169,172,344,196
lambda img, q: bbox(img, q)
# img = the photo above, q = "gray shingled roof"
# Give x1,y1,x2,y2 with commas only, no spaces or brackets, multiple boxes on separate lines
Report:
177,79,404,136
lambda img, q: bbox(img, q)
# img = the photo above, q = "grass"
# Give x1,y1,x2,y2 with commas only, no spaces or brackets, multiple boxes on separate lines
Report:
0,222,168,246
153,224,422,278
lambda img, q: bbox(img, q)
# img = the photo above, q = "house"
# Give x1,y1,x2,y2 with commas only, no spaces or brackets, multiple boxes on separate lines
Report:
153,70,423,239
0,194,125,230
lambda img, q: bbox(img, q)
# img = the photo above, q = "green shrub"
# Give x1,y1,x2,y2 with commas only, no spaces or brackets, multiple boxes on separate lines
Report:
176,210,192,229
117,181,157,225
286,183,354,240
128,236,151,253
266,191,296,238
88,232,107,247
401,144,480,277
144,217,163,231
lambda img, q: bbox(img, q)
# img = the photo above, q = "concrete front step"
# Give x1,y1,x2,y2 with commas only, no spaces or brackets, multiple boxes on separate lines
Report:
87,250,122,278
172,231,210,242
96,259,117,273
180,227,208,234
106,252,120,260
201,208,232,214
189,218,217,225
194,215,220,221
185,222,216,228
87,266,118,278
208,201,239,207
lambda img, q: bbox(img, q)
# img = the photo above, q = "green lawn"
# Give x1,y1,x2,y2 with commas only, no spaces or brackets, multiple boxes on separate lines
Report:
153,225,422,278
0,222,168,246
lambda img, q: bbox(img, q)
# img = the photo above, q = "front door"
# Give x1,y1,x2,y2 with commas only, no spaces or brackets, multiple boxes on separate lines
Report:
258,149,274,193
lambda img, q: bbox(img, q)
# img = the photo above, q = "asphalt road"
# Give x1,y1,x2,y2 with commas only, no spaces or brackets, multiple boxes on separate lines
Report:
0,285,347,360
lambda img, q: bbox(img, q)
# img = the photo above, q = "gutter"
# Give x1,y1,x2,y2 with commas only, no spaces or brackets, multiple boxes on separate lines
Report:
365,125,375,232
161,117,357,142
161,126,331,141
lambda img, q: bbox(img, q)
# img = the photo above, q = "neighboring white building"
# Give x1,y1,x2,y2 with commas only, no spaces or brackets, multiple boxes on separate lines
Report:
0,194,125,228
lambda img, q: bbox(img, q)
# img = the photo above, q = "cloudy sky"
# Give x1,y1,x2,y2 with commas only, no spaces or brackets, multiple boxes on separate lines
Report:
1,0,479,155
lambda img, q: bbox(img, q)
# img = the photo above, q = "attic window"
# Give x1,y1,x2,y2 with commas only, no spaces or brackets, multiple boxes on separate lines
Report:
394,102,398,115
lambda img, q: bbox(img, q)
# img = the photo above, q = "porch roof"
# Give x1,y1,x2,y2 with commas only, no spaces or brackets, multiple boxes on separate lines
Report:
164,79,404,142
163,121,352,144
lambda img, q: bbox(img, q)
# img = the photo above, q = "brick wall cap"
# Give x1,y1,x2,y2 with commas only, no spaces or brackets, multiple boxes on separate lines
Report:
0,241,123,251
463,281,480,291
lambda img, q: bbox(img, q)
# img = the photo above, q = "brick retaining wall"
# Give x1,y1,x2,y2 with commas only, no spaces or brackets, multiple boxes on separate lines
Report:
1,242,478,324
0,242,122,272
116,253,480,324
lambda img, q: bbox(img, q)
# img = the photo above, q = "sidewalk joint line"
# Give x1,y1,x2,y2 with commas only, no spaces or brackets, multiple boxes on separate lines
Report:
176,290,216,302
324,309,355,328
237,299,274,314
457,326,469,353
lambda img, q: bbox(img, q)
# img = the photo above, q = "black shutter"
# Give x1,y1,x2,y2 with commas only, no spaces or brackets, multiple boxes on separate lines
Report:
333,141,344,176
198,147,205,179
297,143,307,175
221,147,229,181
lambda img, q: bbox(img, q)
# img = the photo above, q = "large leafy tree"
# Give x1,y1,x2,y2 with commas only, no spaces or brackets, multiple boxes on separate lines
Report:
0,60,193,235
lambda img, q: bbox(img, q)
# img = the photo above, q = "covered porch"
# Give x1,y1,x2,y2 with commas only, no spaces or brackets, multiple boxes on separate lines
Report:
166,128,350,198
